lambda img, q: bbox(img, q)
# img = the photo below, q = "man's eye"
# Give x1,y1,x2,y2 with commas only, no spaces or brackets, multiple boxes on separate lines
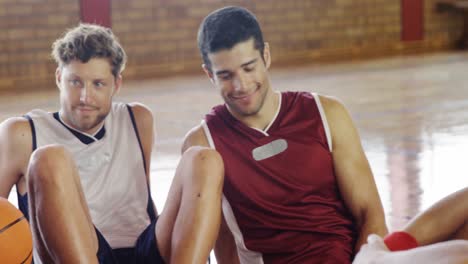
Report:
70,80,81,86
219,74,232,81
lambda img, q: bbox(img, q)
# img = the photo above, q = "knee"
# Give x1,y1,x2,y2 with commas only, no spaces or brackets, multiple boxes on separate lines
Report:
182,146,224,190
27,144,74,187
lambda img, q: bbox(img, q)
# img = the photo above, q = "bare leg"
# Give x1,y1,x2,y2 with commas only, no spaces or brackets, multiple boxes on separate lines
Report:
156,147,224,264
27,144,98,263
354,234,468,264
452,220,468,240
404,187,468,246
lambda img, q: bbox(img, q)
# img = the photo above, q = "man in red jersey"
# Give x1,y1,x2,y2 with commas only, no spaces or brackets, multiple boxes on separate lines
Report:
182,6,387,264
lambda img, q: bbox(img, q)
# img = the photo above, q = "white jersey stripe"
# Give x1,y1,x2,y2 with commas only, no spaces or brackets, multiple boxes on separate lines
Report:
312,92,333,152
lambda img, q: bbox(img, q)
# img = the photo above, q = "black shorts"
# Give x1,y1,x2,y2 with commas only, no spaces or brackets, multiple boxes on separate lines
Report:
96,220,165,264
18,191,164,264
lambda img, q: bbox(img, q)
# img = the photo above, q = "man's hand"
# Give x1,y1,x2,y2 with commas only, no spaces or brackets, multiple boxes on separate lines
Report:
353,234,390,264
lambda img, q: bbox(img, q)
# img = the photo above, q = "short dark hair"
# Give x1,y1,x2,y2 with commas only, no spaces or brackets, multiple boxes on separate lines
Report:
197,6,265,71
52,23,126,78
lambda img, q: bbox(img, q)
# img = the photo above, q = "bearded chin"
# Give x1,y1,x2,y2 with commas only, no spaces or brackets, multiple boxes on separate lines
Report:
74,112,107,132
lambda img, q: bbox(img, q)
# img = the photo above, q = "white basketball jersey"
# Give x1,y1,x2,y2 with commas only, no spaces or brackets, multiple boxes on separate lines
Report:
27,102,152,249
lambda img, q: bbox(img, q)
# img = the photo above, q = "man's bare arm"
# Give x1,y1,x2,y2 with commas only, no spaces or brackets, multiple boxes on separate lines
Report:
0,117,33,198
322,95,388,251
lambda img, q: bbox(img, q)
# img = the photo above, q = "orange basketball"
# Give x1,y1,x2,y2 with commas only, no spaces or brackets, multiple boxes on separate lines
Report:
0,197,33,264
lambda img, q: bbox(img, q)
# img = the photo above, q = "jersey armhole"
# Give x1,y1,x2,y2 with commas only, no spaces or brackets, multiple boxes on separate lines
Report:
126,104,148,175
23,115,37,151
311,93,332,152
201,120,216,149
126,105,157,220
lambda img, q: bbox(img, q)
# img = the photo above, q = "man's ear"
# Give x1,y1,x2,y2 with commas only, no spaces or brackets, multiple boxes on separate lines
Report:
263,42,271,69
55,67,62,90
202,64,215,84
113,74,122,95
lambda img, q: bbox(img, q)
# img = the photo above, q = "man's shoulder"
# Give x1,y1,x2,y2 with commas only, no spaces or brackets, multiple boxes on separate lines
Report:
109,102,153,125
182,124,210,153
280,91,346,118
125,102,153,125
282,91,339,103
316,95,347,118
125,102,152,114
0,116,32,151
0,116,31,135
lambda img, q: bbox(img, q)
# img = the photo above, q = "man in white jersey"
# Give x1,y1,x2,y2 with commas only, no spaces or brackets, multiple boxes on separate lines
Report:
0,24,223,264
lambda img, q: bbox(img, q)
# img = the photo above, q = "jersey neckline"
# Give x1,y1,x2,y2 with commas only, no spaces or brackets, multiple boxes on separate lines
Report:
53,112,106,145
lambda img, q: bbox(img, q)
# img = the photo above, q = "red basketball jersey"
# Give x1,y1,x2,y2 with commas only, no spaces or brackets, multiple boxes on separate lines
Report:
203,91,357,263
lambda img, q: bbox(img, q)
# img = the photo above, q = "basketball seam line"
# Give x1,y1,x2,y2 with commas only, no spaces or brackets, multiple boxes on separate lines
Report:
0,215,26,234
21,249,33,264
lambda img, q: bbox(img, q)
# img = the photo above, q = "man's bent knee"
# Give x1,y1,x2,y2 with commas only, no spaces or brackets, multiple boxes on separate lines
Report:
28,144,74,187
182,146,224,187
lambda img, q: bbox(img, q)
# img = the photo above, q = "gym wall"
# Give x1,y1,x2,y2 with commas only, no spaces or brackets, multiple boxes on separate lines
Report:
0,0,462,92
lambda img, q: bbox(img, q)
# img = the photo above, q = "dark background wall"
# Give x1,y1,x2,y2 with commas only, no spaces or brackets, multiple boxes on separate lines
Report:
0,0,463,92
